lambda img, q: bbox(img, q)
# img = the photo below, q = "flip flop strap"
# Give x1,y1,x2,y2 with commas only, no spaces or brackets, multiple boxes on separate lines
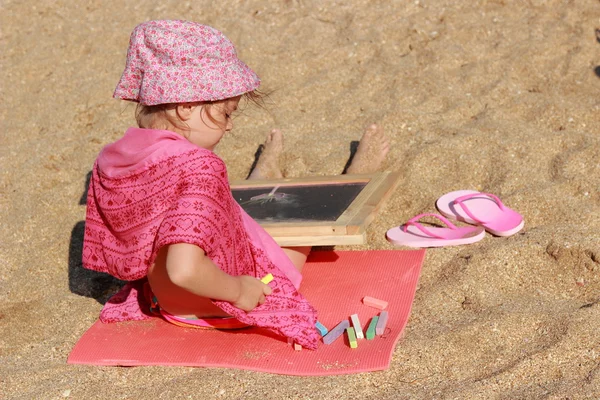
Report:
403,213,458,239
453,192,505,223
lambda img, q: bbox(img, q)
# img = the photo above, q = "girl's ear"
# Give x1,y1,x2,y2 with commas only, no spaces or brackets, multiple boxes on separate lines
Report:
175,103,196,121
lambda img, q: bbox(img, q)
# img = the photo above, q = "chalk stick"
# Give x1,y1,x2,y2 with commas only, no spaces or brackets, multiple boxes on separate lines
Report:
260,273,274,284
294,343,302,351
322,320,350,345
375,311,389,335
350,314,364,339
363,296,388,310
366,315,379,340
346,327,358,349
315,321,328,337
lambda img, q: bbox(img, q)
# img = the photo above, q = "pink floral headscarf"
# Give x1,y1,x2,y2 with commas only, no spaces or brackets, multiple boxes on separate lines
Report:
113,20,260,105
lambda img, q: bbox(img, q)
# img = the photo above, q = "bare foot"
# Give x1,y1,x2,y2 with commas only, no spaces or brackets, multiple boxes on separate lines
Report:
248,129,284,180
345,124,390,174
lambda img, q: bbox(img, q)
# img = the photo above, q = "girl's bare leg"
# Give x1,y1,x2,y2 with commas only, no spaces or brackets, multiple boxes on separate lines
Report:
247,125,390,273
248,129,284,180
247,129,311,272
345,124,390,174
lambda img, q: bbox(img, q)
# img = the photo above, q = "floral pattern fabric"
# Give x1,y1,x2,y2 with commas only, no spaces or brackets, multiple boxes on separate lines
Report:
113,20,260,105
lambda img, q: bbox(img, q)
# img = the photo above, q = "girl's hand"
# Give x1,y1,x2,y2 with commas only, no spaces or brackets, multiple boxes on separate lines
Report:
233,275,273,312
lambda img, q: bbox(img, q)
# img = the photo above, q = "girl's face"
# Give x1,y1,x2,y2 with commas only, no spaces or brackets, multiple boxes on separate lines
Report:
185,96,241,151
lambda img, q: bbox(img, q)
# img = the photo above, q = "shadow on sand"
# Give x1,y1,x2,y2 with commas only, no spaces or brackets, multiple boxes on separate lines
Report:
68,171,123,304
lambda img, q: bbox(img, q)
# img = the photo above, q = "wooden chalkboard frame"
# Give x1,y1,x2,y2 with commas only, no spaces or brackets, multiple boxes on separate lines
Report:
230,171,401,246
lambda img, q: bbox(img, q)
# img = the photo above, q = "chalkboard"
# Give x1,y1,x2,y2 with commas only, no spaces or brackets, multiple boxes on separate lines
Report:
230,172,401,246
232,182,367,222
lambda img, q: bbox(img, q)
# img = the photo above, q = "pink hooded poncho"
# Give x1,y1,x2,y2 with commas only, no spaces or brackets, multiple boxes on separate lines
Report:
82,128,319,349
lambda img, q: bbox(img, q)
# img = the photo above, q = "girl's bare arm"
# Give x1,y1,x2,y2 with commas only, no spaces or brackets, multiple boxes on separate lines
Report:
158,243,271,311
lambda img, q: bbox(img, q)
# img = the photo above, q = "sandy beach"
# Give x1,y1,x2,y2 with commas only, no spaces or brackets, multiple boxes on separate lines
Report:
2,0,600,398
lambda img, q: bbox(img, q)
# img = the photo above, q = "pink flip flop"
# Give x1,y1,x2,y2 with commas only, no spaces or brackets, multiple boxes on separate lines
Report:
386,213,485,248
436,190,524,237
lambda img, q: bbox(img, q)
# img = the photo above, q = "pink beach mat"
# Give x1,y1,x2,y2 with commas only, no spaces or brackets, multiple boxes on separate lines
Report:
68,250,425,376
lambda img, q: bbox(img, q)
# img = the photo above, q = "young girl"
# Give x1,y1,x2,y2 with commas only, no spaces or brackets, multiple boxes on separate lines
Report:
82,20,389,350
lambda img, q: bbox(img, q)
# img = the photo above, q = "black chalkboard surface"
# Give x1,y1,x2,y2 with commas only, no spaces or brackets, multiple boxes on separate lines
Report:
232,182,367,222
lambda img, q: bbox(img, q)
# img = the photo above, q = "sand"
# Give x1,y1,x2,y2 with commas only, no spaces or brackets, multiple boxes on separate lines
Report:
2,0,600,398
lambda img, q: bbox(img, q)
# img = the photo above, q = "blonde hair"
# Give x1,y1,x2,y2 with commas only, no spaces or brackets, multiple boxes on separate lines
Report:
135,90,267,131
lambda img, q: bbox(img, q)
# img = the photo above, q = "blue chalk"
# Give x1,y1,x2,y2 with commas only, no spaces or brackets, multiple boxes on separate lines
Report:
315,321,328,336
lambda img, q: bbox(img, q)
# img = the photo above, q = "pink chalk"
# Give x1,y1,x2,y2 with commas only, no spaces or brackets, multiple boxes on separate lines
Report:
363,296,388,310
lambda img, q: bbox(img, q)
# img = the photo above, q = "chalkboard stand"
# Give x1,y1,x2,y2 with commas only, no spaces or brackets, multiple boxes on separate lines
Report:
230,171,401,246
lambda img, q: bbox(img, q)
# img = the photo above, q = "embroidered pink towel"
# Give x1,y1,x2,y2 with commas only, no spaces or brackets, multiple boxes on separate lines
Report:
82,128,319,349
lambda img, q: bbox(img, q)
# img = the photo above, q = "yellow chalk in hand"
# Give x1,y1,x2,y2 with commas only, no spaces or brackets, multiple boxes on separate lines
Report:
260,273,274,284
